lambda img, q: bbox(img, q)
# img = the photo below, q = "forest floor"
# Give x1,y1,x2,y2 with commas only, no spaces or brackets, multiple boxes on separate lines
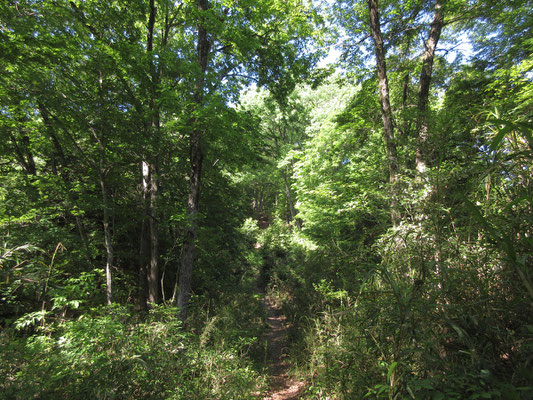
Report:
261,296,306,400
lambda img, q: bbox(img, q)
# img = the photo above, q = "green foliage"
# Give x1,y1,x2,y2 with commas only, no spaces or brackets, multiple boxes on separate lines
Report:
1,0,532,398
245,10,533,395
0,304,266,400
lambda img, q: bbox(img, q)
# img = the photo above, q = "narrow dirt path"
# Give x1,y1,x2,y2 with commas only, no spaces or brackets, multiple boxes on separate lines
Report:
261,296,305,400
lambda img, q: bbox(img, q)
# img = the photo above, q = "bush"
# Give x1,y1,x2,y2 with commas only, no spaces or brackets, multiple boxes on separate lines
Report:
0,304,265,400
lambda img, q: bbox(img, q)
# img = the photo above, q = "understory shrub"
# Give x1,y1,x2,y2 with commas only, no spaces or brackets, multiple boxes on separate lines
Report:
0,304,265,400
258,214,533,400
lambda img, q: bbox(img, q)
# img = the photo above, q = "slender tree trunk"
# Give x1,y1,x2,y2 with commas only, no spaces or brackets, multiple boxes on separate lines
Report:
415,0,444,173
260,185,265,213
282,166,295,221
21,133,37,175
147,160,159,304
177,130,203,322
253,182,258,215
91,124,113,305
177,0,210,324
93,66,115,305
38,103,68,167
38,103,92,258
138,161,150,310
412,0,445,295
9,130,36,175
100,169,113,305
399,68,411,139
368,0,400,227
145,0,160,305
282,165,301,228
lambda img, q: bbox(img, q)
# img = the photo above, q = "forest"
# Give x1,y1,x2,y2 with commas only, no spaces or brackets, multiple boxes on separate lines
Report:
0,0,532,398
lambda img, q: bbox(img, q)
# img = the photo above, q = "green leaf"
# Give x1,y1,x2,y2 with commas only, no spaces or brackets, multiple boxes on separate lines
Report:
486,118,512,150
387,361,398,382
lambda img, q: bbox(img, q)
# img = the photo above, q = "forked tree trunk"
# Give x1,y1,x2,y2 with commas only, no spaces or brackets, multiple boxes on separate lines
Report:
38,103,91,259
415,0,444,173
368,0,400,227
9,129,37,175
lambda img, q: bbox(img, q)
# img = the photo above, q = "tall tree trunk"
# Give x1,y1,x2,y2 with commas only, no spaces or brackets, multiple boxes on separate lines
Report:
91,125,113,305
138,161,150,310
100,168,113,305
145,0,160,305
282,165,301,228
177,0,210,324
147,160,159,304
253,182,258,215
415,0,444,173
282,166,295,222
177,130,203,322
368,0,400,227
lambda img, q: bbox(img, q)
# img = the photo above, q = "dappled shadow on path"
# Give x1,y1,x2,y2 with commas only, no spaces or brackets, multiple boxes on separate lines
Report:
260,297,305,400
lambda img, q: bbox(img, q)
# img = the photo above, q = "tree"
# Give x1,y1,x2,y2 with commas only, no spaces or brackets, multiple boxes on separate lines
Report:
367,0,400,226
240,88,311,226
175,0,322,322
177,0,210,323
414,0,444,173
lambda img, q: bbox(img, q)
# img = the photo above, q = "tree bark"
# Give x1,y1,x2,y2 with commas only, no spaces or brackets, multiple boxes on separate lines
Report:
368,0,400,227
147,161,159,304
38,103,92,258
253,182,258,214
90,125,113,305
138,161,150,310
177,131,203,322
282,164,301,228
177,0,210,324
283,166,295,222
99,168,113,305
415,0,444,173
9,129,36,175
145,0,160,305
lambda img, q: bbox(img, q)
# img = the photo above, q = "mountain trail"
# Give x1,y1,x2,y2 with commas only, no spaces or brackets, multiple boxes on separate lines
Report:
261,296,305,400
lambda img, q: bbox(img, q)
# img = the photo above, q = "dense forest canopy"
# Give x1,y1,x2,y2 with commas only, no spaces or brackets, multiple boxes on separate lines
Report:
1,0,532,399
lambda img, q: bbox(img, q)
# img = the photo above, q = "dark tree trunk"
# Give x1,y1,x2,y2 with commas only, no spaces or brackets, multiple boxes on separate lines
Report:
21,134,37,175
38,103,91,257
253,182,258,215
260,185,265,213
368,0,400,227
177,0,210,324
415,0,444,173
147,160,159,304
177,130,203,322
99,169,113,305
145,0,160,305
90,124,113,305
38,103,68,168
9,129,36,176
138,162,150,311
282,167,295,222
282,165,301,228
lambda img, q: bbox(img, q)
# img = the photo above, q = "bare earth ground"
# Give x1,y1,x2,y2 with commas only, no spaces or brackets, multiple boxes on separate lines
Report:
261,297,306,400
